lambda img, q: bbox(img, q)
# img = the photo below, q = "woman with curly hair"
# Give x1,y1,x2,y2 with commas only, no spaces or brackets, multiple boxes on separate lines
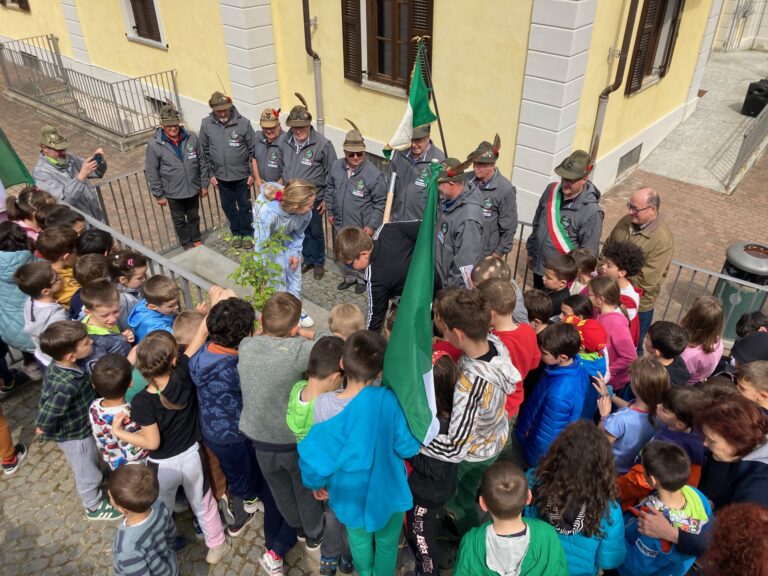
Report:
637,395,768,558
524,420,625,576
700,502,768,576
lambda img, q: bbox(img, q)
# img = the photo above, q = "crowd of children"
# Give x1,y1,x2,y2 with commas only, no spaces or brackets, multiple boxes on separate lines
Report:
1,181,767,576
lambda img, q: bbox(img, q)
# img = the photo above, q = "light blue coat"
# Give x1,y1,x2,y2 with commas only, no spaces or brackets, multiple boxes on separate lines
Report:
253,196,312,298
0,250,35,351
526,471,626,576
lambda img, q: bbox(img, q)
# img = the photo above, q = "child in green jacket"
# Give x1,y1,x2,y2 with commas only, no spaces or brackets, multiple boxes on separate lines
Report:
455,461,568,575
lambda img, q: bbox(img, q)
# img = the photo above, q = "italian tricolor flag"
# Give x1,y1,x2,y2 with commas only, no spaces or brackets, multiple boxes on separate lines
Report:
382,42,438,160
382,161,441,444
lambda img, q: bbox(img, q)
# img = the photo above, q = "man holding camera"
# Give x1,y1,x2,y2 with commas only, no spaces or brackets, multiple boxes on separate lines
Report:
32,125,105,220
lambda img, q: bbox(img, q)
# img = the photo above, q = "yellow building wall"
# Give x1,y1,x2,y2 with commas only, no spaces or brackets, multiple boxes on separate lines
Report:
271,0,533,176
74,0,231,104
0,0,73,56
573,0,714,157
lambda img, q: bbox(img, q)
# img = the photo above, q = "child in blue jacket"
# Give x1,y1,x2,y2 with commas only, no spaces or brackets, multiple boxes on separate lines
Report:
298,331,420,576
620,442,711,576
516,323,591,466
253,179,316,326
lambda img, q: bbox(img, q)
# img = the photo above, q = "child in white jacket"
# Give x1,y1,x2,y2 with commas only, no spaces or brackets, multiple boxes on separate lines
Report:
253,179,316,326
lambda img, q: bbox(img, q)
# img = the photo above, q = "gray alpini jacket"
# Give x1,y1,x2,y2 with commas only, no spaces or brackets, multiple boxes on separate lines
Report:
33,154,104,220
467,169,519,257
436,182,485,288
254,130,284,183
525,180,604,276
279,128,337,202
144,127,201,200
390,142,445,222
326,158,387,230
198,107,256,186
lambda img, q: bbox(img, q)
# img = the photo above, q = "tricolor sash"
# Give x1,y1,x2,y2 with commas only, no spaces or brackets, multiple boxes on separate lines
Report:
546,182,575,254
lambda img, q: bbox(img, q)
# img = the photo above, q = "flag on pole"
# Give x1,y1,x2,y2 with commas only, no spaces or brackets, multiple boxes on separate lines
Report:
0,128,34,187
382,160,441,444
383,42,438,160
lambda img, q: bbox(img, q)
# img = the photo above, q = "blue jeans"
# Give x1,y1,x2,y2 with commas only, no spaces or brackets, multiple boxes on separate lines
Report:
204,435,262,502
271,250,302,299
218,178,253,238
302,199,326,266
261,480,298,558
637,309,655,355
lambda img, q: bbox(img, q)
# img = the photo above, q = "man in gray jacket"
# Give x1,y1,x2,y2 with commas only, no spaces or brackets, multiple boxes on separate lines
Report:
254,107,283,186
525,149,603,289
144,105,205,249
390,124,445,222
435,158,484,288
467,140,518,259
327,121,386,293
32,125,105,221
199,91,257,249
279,95,336,280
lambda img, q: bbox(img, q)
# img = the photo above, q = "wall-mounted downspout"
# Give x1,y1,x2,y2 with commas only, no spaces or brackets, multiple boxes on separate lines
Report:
589,0,641,163
302,0,325,134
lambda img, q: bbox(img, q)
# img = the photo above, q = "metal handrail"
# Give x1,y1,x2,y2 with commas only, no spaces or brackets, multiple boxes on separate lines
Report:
0,34,178,138
73,207,213,309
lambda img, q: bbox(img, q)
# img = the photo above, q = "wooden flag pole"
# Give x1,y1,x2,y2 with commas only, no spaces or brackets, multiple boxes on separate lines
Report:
417,38,447,157
382,171,397,224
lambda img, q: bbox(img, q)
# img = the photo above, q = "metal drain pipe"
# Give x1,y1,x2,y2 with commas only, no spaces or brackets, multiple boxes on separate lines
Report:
302,0,324,134
589,0,641,162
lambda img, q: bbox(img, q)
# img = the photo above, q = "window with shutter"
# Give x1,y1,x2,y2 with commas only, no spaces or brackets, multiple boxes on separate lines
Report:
1,0,31,10
129,0,162,43
626,0,685,95
342,0,362,82
354,0,432,88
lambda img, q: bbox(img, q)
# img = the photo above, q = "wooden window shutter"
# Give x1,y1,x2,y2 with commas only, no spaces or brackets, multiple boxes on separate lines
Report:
407,0,433,91
17,0,30,11
659,0,685,77
341,0,362,82
130,0,162,43
625,0,660,95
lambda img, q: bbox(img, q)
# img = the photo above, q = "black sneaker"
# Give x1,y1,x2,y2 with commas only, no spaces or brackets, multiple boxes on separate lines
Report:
338,555,354,574
305,533,323,551
227,512,256,537
301,263,314,275
296,528,307,542
354,283,366,294
337,280,355,291
2,443,27,475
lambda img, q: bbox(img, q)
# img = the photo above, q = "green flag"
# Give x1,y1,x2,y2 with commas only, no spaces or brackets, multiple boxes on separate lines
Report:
0,128,34,187
382,160,441,443
383,42,438,160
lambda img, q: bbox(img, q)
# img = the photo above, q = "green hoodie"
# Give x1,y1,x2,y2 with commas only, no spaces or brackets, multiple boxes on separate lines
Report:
455,518,568,576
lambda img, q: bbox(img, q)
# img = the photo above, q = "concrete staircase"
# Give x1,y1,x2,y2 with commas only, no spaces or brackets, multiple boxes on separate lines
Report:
170,244,330,331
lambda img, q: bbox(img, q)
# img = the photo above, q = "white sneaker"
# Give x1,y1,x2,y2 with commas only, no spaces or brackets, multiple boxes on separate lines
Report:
299,310,315,328
244,497,264,514
259,550,284,575
206,540,232,564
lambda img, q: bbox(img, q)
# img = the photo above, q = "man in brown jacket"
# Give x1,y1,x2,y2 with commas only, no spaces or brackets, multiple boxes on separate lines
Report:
604,187,673,353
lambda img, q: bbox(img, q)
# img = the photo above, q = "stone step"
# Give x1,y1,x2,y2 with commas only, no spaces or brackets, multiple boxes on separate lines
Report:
170,244,330,332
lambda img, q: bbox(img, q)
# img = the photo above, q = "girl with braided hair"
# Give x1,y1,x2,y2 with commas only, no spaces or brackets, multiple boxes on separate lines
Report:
525,420,625,576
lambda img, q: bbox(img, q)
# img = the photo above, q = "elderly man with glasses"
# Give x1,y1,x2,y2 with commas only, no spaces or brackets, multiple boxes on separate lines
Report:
326,121,386,293
604,187,674,352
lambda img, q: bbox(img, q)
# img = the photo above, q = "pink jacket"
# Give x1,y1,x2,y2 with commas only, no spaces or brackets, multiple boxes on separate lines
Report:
597,310,638,389
681,340,724,385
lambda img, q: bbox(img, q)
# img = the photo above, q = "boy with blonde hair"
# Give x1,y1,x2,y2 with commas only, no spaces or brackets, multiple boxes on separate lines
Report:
81,279,134,371
328,303,365,340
